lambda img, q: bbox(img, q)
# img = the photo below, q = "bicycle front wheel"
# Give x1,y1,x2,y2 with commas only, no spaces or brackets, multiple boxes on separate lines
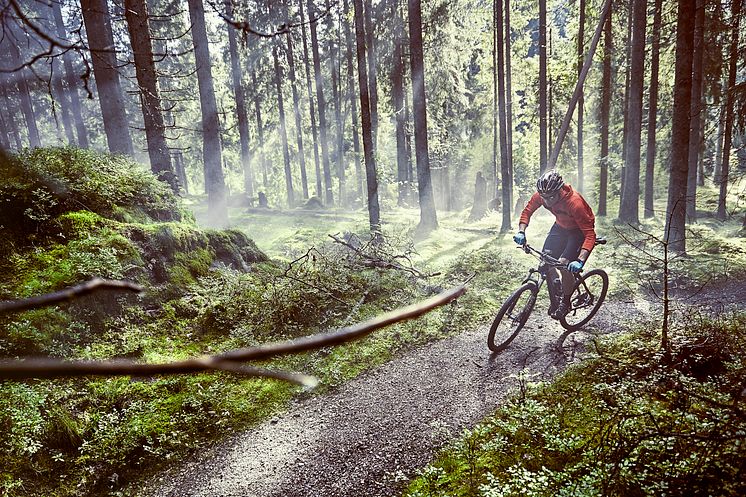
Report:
560,269,609,332
487,282,539,352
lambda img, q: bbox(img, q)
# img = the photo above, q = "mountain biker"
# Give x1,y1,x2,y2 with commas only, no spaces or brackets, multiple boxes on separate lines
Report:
513,170,597,319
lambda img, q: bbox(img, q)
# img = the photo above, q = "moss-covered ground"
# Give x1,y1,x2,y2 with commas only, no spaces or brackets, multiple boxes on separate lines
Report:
2,148,746,496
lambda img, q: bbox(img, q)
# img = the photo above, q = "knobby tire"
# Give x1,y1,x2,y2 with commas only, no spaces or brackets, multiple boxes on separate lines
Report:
560,269,609,332
488,282,539,352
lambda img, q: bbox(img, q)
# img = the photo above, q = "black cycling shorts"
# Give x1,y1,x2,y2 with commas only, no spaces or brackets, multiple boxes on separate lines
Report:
542,223,584,261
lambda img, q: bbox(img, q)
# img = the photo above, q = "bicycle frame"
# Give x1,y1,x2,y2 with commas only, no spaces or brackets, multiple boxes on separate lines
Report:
518,243,572,291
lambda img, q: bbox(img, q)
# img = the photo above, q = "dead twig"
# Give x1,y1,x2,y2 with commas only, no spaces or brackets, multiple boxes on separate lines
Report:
0,286,467,384
0,278,142,314
328,233,438,279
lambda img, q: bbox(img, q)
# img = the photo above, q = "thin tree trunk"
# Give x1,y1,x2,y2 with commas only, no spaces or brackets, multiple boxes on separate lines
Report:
124,0,177,191
664,0,696,252
0,105,10,150
326,0,345,204
308,0,334,205
539,0,547,172
344,0,363,200
408,0,438,231
273,44,296,208
644,0,662,218
618,0,646,224
577,0,586,194
81,0,133,155
285,2,309,200
716,0,741,219
496,0,510,231
686,0,705,222
187,0,227,225
50,57,75,144
492,0,498,199
298,0,323,198
52,0,89,148
404,86,414,203
713,81,725,180
505,0,514,213
598,3,612,216
3,29,41,148
352,0,381,233
251,67,268,189
363,0,379,150
619,0,633,202
391,0,408,206
226,0,254,201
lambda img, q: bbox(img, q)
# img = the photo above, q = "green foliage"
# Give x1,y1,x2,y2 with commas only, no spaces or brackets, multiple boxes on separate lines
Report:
405,314,746,497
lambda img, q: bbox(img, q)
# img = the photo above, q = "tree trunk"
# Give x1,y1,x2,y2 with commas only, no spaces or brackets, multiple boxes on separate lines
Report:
492,0,498,199
496,0,511,232
408,0,438,231
716,0,740,220
618,0,646,224
226,0,254,201
2,30,41,148
644,0,662,218
404,86,414,203
505,0,514,213
344,0,363,201
298,0,323,198
364,0,379,151
285,2,309,200
0,105,10,150
251,67,269,189
664,0,696,252
391,0,408,206
352,0,381,233
52,0,89,148
308,0,334,205
50,57,75,144
538,0,548,172
273,45,295,208
326,0,345,204
686,0,705,222
81,0,133,155
576,0,585,194
124,0,177,191
619,0,633,202
598,4,612,217
187,0,227,225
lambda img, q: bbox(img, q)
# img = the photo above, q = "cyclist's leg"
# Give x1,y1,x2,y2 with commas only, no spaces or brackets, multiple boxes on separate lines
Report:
542,224,569,314
552,229,585,317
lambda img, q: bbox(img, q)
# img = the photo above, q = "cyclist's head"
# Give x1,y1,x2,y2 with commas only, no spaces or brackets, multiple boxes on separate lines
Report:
536,170,564,196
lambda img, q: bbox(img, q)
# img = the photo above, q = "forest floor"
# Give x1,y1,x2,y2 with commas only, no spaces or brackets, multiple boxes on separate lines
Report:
142,271,746,497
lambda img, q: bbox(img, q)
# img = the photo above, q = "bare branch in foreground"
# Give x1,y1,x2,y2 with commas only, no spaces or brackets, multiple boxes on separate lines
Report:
0,278,143,314
0,286,467,384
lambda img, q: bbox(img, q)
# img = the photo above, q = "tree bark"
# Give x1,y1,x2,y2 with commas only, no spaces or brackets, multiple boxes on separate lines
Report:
496,0,510,231
124,0,177,191
298,0,323,199
344,0,363,201
505,0,514,213
285,1,309,200
538,0,547,172
664,0,696,252
326,0,345,204
187,0,227,225
644,0,662,218
685,0,705,222
81,0,133,155
363,0,379,150
598,4,612,217
619,0,633,202
308,0,334,205
273,45,296,208
352,0,381,233
226,0,254,201
408,0,438,231
618,0,646,224
391,0,408,206
716,0,740,220
492,0,498,199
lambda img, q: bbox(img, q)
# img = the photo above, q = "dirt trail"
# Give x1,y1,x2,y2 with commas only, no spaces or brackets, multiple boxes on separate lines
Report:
143,280,744,497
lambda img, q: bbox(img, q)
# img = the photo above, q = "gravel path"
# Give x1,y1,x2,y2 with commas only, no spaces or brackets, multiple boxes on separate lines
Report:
143,280,744,497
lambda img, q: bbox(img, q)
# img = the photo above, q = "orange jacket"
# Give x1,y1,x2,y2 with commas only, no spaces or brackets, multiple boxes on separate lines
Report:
519,184,597,253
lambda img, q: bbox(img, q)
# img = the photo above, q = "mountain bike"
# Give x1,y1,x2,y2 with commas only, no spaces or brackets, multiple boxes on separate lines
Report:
487,238,609,353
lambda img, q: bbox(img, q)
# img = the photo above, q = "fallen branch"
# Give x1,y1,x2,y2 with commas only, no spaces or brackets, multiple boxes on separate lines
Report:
328,233,438,279
0,278,143,314
0,286,467,384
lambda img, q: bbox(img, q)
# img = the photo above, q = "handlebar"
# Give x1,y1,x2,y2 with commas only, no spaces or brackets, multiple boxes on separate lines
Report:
518,236,606,267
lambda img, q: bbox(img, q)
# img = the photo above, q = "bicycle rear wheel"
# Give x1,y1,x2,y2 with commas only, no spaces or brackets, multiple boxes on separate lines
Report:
560,269,609,332
488,282,539,352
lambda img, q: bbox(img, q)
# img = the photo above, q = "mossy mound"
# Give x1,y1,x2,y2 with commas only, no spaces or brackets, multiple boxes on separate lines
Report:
0,147,267,354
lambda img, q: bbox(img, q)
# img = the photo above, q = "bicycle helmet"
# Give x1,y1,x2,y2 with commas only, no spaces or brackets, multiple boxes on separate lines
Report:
536,170,564,194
